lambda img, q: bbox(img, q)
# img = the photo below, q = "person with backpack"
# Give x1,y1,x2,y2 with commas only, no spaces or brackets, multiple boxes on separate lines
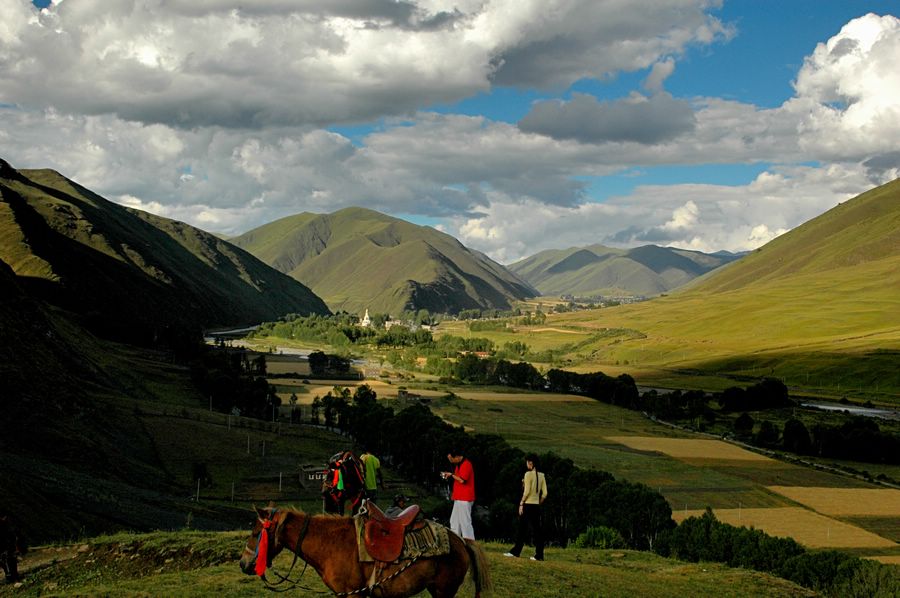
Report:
504,453,548,561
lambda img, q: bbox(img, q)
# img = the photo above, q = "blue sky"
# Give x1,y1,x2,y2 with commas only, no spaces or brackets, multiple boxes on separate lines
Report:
5,1,900,261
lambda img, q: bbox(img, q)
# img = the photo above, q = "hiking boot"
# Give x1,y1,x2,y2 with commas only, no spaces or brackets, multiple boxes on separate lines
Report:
530,556,543,561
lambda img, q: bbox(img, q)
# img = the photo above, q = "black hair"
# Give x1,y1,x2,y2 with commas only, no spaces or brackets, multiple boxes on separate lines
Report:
526,453,540,470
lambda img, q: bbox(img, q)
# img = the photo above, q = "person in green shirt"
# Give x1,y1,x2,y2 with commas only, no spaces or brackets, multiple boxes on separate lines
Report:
360,449,385,504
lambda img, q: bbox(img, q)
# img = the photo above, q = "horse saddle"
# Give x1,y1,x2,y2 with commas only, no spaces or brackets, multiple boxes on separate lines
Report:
363,501,421,562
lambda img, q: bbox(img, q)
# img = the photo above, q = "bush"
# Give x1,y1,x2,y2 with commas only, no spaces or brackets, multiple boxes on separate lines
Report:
573,526,627,549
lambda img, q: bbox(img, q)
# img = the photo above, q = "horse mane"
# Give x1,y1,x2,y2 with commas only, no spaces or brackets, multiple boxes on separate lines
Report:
279,508,344,521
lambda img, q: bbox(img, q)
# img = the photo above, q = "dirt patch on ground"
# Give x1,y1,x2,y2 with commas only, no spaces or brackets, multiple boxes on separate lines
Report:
17,544,83,575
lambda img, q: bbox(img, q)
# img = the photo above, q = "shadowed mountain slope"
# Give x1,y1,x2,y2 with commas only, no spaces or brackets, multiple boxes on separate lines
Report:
0,159,329,345
509,243,741,297
231,207,537,316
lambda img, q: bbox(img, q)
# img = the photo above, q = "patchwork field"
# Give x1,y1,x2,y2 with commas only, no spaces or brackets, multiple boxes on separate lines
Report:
428,396,900,557
673,507,896,549
767,487,900,517
605,437,774,462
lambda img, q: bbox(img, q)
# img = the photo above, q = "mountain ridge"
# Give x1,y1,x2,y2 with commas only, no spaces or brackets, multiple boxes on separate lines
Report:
509,243,741,297
231,206,537,316
0,159,330,346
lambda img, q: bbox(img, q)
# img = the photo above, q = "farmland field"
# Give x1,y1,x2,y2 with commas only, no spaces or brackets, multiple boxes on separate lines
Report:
605,437,774,462
766,487,900,517
673,507,896,549
428,395,900,557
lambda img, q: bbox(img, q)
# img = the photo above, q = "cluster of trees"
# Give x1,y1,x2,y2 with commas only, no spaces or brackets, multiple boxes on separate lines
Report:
307,350,352,377
718,378,794,412
309,384,672,547
657,509,898,596
776,416,900,465
189,349,279,420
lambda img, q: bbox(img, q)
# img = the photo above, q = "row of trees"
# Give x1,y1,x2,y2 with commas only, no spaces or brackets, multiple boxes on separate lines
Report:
658,509,898,596
312,383,673,547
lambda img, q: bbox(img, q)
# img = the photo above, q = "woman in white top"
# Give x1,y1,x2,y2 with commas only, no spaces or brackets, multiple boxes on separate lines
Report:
503,453,548,561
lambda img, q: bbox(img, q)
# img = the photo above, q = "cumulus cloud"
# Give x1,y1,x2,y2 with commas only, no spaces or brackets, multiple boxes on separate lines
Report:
0,0,728,129
518,92,696,144
1,5,899,261
450,163,885,263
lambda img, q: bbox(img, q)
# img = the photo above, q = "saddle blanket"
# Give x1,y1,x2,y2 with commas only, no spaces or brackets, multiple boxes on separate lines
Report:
355,517,450,563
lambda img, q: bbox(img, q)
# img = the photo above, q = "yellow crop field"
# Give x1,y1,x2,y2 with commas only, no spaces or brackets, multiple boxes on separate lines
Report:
606,436,774,462
767,486,900,517
266,361,311,375
673,507,896,549
869,555,900,565
455,391,593,402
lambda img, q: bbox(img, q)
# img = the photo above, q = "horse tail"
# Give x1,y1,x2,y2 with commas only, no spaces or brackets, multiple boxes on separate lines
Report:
463,538,493,596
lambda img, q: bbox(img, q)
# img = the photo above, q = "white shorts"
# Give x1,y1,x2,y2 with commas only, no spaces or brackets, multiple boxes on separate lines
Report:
450,500,475,540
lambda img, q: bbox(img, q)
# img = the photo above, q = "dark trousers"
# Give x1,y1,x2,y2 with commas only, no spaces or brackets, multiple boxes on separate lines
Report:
509,504,543,559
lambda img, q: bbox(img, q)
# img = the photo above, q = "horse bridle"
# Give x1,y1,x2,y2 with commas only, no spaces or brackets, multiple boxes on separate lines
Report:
257,510,313,593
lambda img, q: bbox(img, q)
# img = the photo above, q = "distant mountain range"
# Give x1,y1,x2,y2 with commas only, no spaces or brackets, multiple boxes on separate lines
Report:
0,158,329,345
509,244,743,298
231,207,537,316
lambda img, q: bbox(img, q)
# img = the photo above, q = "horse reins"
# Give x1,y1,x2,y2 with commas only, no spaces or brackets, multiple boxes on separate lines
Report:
258,512,315,593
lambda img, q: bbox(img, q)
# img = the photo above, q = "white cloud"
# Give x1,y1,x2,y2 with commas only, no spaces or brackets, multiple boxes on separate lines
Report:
0,0,728,129
643,58,676,92
450,163,883,262
1,6,899,262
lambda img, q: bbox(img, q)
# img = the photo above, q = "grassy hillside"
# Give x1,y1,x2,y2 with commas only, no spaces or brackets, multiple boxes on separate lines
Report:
440,179,900,401
0,158,329,347
231,207,536,316
3,531,814,597
509,244,740,297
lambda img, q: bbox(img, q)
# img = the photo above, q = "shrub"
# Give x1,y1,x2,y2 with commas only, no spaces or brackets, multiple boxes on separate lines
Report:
573,526,627,549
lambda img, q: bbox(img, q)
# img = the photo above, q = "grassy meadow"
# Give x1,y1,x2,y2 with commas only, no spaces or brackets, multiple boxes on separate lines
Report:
4,531,815,598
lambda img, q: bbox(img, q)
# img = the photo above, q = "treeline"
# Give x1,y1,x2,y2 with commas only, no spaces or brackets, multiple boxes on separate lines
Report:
314,384,673,548
189,348,279,420
642,382,900,467
657,509,898,596
781,416,900,466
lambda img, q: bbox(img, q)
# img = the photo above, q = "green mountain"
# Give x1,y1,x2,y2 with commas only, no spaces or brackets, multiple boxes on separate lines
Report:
551,177,900,399
509,243,741,297
231,207,537,316
0,159,329,346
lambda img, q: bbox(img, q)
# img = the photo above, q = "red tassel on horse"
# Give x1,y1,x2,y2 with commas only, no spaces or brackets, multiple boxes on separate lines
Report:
255,521,271,577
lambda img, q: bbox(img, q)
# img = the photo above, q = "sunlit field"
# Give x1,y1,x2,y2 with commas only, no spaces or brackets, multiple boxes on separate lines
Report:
605,437,774,462
673,507,896,549
766,487,900,517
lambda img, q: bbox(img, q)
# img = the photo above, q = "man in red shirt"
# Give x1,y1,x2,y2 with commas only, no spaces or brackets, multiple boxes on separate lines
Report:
441,447,476,540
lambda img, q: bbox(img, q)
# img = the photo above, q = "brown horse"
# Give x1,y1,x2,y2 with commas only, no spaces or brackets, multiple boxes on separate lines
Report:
239,506,491,598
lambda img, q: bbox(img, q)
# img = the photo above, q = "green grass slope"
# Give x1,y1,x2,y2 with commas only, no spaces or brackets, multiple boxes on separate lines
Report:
231,207,537,316
547,178,900,400
0,271,351,545
509,243,740,297
0,159,329,346
3,532,814,598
